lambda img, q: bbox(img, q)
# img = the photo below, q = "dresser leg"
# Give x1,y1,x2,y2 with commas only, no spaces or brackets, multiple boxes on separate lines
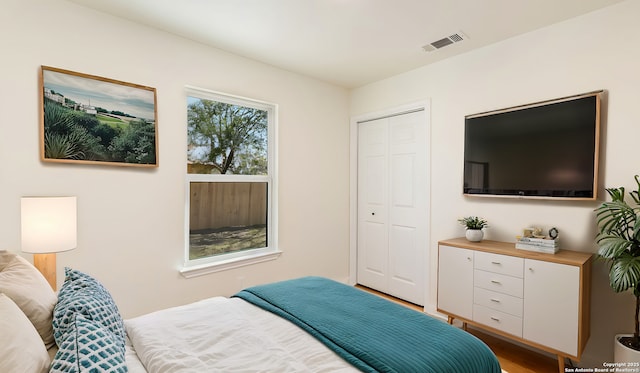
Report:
462,322,468,331
557,355,565,373
447,316,454,324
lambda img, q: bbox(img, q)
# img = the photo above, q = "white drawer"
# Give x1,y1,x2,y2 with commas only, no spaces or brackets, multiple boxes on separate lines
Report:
474,270,524,298
474,304,523,338
474,251,524,278
474,287,523,317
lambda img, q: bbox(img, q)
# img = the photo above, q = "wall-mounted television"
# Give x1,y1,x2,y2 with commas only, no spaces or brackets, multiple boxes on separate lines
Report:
463,91,603,200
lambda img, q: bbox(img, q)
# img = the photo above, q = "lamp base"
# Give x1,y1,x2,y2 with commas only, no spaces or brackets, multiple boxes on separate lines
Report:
33,253,57,291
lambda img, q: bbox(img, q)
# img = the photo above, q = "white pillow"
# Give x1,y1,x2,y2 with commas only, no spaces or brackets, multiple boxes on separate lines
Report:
0,252,57,348
0,249,14,271
0,293,50,373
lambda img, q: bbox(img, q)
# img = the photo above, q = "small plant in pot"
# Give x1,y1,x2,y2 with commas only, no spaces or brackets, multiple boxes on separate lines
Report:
595,175,640,359
458,216,488,242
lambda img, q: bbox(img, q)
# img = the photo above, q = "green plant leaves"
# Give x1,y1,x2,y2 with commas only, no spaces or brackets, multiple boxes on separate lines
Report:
458,216,488,229
596,175,640,341
595,200,639,240
596,176,640,294
597,236,633,259
608,252,640,294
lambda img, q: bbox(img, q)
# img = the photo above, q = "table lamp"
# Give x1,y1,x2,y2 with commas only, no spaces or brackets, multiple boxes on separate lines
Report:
21,196,77,290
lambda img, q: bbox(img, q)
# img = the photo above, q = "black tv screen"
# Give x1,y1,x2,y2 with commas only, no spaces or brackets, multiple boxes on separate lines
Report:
463,91,602,200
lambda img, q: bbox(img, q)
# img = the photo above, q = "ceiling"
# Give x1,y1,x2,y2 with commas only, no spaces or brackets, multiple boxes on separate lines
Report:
68,0,624,88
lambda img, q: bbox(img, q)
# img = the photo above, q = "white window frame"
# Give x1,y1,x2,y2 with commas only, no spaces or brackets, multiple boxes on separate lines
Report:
180,86,280,278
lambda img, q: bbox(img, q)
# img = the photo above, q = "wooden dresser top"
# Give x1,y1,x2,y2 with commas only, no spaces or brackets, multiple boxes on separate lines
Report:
438,237,593,267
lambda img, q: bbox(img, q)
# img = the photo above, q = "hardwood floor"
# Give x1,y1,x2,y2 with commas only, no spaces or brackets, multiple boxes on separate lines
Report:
356,285,558,373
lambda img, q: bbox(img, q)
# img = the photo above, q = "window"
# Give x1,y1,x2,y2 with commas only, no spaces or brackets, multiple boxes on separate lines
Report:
181,87,279,277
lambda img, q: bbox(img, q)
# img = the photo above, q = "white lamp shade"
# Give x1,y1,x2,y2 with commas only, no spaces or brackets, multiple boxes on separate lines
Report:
21,197,77,254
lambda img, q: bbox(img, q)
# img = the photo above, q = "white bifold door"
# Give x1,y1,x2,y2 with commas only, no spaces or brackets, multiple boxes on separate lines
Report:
357,109,428,305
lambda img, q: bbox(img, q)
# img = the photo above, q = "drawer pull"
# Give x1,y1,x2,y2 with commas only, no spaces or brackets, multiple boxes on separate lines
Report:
490,317,500,322
490,298,501,303
490,280,501,284
491,261,501,265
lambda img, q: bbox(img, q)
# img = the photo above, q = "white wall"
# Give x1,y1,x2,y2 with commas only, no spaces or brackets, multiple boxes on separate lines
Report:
0,0,350,318
350,0,639,366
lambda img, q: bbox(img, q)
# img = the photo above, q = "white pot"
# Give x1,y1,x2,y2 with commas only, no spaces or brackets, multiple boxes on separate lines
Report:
614,334,640,363
465,229,484,242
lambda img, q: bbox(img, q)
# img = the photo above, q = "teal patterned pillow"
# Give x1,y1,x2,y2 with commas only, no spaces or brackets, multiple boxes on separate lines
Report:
50,313,127,373
53,268,125,351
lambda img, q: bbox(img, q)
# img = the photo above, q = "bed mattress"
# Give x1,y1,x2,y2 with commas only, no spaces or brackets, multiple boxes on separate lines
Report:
125,296,358,372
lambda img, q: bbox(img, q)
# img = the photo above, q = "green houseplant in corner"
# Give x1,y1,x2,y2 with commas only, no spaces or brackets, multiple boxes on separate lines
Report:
458,216,488,242
595,175,640,362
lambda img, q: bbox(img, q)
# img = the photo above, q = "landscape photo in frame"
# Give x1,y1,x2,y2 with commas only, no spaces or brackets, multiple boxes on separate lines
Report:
40,66,158,167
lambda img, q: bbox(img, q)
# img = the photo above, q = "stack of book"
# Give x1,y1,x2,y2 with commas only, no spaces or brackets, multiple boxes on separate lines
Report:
515,237,559,254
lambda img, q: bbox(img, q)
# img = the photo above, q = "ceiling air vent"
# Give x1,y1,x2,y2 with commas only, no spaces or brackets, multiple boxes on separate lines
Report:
422,32,467,52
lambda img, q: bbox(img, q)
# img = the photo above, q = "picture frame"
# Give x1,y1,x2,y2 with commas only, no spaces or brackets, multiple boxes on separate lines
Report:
40,66,158,167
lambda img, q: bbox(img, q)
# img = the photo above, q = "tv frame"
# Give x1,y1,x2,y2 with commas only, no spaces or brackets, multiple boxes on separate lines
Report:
463,90,603,201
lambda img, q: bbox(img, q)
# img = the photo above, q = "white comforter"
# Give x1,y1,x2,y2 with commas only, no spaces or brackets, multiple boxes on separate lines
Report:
124,296,359,373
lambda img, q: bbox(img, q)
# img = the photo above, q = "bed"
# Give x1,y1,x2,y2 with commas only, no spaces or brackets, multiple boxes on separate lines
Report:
0,250,501,373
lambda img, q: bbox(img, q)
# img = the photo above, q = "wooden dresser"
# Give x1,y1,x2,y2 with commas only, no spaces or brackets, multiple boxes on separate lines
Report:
437,238,592,373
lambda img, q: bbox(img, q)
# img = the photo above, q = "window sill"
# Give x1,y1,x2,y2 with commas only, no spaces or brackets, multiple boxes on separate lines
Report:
179,250,282,279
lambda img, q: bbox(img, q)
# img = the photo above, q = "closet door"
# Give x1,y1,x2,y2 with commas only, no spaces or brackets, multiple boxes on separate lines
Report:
357,110,427,305
387,111,427,304
357,118,389,292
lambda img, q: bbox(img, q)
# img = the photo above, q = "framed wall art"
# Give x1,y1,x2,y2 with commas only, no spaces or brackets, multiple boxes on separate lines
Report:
40,66,158,167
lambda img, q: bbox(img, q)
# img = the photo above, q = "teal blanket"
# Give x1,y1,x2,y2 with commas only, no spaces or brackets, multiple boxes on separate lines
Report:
233,277,501,373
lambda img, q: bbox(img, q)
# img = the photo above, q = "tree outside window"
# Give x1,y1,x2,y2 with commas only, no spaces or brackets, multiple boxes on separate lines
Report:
187,98,267,175
186,92,274,264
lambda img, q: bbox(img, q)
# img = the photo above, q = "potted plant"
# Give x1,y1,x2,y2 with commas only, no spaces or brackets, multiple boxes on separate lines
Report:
458,216,488,242
595,175,640,362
